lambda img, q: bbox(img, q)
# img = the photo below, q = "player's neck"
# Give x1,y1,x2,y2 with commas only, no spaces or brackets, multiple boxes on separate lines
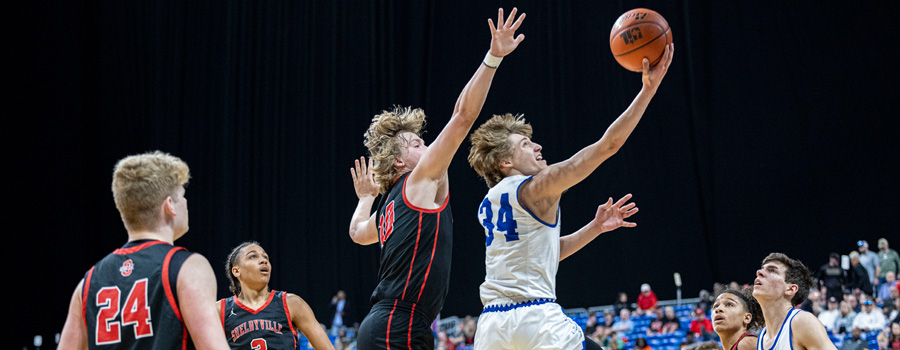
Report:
718,328,742,350
127,228,174,244
760,299,792,334
238,287,271,307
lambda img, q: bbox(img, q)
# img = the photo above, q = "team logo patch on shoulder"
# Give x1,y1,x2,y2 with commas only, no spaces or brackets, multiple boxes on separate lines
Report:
120,259,134,277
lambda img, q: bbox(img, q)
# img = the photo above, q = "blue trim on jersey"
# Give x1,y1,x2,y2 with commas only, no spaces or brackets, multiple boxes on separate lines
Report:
760,308,797,350
481,298,556,313
517,176,559,228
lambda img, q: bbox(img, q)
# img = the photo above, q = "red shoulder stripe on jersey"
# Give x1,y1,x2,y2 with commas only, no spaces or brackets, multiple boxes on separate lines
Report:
219,299,226,326
386,300,398,350
233,289,276,314
281,292,298,348
181,325,188,350
82,266,95,329
113,240,169,254
400,174,449,213
401,213,423,300
163,246,188,322
415,216,439,303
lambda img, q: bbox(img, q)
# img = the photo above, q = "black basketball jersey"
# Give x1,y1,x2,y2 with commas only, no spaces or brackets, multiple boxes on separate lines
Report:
372,172,453,320
220,290,298,350
82,240,194,350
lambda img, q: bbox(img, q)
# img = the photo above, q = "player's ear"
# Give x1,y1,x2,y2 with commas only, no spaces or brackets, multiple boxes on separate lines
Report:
232,265,241,278
393,158,405,168
163,196,177,217
499,157,513,169
785,283,798,297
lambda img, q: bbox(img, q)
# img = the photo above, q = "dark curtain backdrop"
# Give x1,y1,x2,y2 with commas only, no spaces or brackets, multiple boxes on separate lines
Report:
20,0,899,347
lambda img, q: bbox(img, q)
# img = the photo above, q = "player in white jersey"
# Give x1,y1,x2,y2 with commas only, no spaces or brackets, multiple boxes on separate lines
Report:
752,253,836,350
467,42,674,350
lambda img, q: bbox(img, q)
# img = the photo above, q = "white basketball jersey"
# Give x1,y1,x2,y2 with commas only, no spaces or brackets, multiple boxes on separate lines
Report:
757,308,800,350
477,175,561,305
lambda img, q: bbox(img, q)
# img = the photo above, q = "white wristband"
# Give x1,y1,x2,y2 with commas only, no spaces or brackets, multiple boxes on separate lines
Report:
483,51,503,68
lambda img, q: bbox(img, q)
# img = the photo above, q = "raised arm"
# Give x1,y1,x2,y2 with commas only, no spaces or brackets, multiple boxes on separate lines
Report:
348,157,379,245
559,194,638,261
287,293,335,350
58,279,88,350
407,8,526,187
177,254,230,350
523,44,674,205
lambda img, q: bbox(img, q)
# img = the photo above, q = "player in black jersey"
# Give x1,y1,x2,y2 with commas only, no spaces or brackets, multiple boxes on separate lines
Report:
218,241,333,350
59,151,229,350
348,8,526,350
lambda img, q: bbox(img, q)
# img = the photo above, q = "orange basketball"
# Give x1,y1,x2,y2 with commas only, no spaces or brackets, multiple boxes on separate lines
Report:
609,8,673,72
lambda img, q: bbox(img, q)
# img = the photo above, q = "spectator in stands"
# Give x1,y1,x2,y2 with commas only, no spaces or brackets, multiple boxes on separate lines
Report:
604,331,624,350
333,327,352,350
845,293,861,313
602,310,616,330
847,251,875,297
879,272,897,303
712,288,763,350
876,332,890,350
818,252,846,301
839,327,868,350
859,240,880,284
834,300,858,335
852,298,886,332
661,306,681,333
878,238,900,284
689,308,714,340
680,331,698,349
889,322,900,350
436,331,456,350
648,309,666,334
328,290,352,335
698,289,713,314
634,337,651,350
818,296,841,333
611,308,634,334
585,312,599,337
638,284,658,315
890,294,900,323
615,292,632,315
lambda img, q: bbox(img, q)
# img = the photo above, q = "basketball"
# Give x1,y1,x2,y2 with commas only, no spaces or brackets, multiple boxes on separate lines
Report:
609,8,673,72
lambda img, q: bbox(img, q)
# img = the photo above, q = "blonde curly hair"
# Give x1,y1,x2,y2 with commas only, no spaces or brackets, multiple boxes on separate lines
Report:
364,106,427,193
468,113,532,188
112,151,190,231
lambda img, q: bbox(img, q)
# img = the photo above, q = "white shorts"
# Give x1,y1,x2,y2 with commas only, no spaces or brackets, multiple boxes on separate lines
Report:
474,299,584,350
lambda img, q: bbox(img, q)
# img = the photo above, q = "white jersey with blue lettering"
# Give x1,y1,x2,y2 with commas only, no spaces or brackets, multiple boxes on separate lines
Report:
477,174,561,305
757,308,801,350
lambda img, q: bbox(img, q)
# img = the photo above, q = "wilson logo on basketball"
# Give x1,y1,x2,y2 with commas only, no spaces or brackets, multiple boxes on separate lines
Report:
619,28,643,45
120,259,134,277
378,201,395,246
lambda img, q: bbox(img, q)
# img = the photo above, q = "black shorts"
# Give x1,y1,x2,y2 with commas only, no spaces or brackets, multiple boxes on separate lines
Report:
357,299,434,350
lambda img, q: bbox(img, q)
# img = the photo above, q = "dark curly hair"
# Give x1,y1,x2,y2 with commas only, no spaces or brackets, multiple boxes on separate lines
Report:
225,241,260,297
716,287,764,332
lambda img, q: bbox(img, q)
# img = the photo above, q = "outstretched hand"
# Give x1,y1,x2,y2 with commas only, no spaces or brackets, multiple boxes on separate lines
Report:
350,156,379,199
593,194,639,233
489,7,526,57
641,43,674,92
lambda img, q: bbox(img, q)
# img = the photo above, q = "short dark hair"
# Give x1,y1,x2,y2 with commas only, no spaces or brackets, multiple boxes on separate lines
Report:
762,252,814,306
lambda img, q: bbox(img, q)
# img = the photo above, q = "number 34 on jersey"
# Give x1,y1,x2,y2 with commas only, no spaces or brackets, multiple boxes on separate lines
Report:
479,193,519,246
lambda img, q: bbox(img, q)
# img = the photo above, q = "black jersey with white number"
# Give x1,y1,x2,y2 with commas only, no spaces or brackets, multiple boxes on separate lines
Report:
220,290,298,350
82,240,194,350
372,172,453,320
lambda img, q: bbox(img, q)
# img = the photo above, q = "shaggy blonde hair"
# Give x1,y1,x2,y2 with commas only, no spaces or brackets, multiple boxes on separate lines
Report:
364,106,427,193
112,151,190,231
468,113,532,188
